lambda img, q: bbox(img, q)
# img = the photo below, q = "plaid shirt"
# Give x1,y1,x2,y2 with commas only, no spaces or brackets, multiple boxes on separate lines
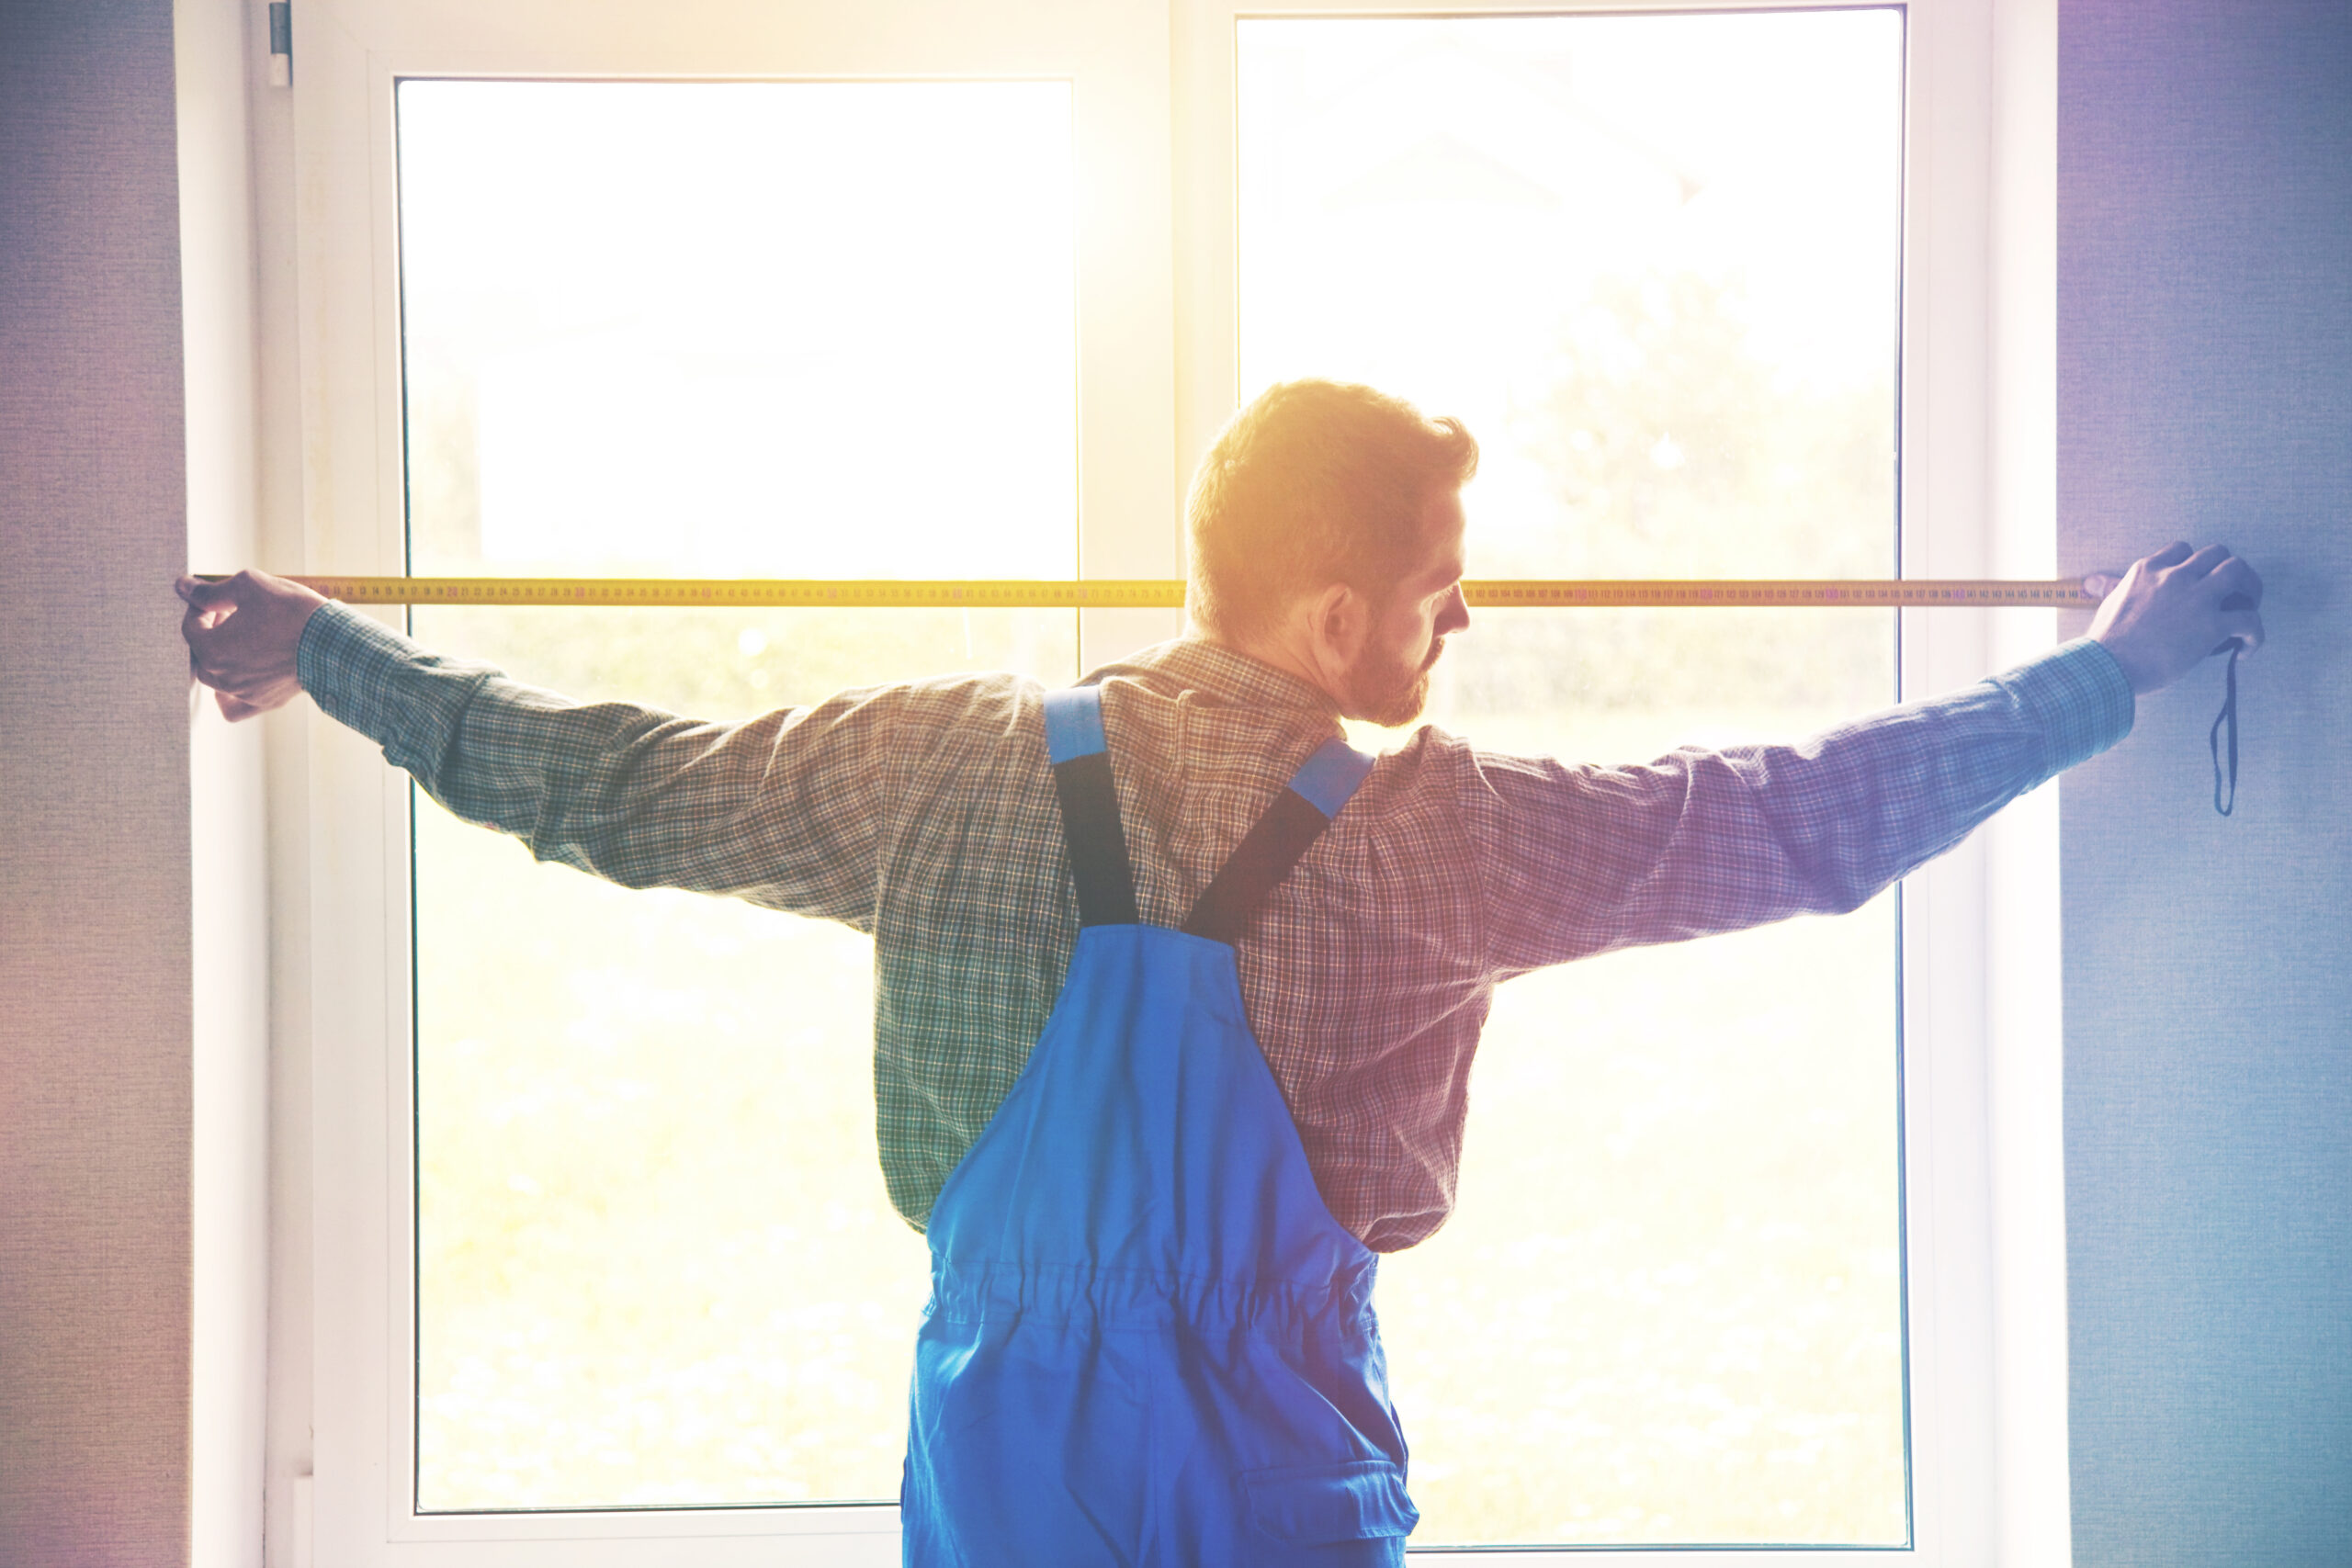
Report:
300,605,2133,1250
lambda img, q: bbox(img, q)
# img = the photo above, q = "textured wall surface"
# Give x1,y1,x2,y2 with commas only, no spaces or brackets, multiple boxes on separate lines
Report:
0,0,195,1562
2059,2,2352,1562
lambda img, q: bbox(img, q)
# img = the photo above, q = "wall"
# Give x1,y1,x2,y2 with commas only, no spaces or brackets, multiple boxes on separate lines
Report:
0,1,197,1564
2058,2,2352,1562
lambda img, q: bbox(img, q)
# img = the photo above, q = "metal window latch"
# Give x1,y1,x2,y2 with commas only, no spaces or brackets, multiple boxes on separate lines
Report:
268,2,291,87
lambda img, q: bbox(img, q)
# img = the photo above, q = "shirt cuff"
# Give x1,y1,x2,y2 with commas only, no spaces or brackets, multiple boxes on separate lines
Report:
1996,636,2137,776
296,599,497,779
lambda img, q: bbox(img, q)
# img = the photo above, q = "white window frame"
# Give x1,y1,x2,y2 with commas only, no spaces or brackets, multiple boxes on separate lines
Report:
259,1,2067,1563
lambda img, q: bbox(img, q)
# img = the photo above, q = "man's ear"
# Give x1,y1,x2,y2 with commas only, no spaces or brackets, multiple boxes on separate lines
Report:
1304,581,1367,669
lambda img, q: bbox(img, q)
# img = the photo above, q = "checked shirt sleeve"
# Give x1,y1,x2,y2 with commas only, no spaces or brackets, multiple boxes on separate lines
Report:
1472,637,2136,976
296,601,898,930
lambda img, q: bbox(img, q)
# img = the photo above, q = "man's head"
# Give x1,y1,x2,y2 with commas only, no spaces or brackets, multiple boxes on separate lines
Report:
1184,379,1478,725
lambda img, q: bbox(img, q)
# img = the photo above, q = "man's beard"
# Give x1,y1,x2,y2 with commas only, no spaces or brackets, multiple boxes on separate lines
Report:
1345,637,1446,727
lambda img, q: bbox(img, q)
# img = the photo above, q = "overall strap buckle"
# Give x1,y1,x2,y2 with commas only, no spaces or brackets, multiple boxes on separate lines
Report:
1043,686,1377,940
1183,738,1374,945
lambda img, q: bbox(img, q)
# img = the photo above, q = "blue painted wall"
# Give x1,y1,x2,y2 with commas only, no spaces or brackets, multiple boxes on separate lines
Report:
2059,2,2352,1561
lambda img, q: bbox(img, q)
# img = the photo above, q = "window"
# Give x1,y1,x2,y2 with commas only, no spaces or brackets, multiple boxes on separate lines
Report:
398,77,1080,1512
281,1,2055,1562
1227,12,1907,1546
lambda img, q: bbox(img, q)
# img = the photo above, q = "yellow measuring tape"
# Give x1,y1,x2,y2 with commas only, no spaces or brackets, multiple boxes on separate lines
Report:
259,576,2099,609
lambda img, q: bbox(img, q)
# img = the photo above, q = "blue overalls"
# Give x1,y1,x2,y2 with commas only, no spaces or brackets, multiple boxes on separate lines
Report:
901,685,1419,1565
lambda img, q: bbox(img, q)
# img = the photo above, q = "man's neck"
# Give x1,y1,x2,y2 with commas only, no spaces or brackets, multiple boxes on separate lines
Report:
1180,624,1341,707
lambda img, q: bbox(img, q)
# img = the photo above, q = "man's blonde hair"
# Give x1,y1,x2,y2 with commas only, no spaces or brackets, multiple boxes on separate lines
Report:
1185,379,1479,641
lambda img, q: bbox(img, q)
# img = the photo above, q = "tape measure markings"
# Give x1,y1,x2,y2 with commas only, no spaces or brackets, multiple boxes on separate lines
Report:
218,576,2101,609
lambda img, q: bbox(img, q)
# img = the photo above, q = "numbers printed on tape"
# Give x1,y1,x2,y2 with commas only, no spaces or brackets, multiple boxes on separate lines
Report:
203,577,2102,609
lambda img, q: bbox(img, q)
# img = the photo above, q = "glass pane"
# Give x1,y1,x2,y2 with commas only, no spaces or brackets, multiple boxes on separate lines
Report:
1239,10,1908,1548
400,78,1075,579
396,79,1080,1511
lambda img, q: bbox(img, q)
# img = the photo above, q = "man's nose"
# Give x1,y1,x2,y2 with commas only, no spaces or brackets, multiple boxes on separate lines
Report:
1438,585,1471,636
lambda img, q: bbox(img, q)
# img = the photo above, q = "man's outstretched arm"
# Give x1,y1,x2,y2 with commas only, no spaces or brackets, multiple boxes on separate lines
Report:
177,569,902,925
1469,542,2264,974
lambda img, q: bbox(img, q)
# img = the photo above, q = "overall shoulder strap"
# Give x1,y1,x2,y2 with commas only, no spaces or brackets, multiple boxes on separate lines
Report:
1043,686,1139,928
1182,738,1375,945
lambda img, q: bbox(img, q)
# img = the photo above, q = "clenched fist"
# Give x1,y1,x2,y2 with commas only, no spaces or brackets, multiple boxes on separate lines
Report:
176,569,330,721
2085,542,2264,697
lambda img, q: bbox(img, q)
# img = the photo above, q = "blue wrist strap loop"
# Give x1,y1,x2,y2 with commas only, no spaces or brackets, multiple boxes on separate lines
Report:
2210,642,2241,818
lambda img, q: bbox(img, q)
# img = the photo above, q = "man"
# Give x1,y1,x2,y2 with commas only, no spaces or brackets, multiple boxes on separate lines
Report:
183,379,2262,1564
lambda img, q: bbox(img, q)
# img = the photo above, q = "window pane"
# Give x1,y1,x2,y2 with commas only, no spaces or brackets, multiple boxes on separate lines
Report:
396,79,1080,1511
400,78,1076,579
1238,11,1907,1547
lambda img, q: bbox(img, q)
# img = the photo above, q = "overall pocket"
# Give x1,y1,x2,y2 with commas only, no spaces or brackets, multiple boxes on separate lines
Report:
1238,1459,1419,1544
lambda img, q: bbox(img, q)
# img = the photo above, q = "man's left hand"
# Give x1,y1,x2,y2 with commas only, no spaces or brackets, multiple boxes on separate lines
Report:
177,569,330,721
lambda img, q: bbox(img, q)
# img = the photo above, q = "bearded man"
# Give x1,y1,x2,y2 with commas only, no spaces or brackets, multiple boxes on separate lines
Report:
181,378,2261,1566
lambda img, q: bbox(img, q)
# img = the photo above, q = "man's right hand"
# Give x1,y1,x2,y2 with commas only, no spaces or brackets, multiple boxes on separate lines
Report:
177,569,331,721
2084,542,2265,698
